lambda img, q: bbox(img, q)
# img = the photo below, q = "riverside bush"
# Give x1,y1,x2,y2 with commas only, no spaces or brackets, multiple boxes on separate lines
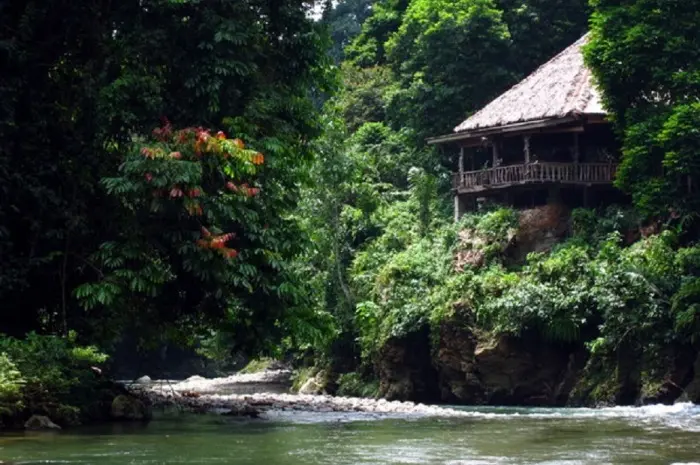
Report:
350,202,700,369
350,171,454,358
0,354,24,418
0,333,108,427
336,372,379,398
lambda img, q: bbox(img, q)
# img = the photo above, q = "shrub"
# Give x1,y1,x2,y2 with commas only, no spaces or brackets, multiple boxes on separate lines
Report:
0,354,24,417
349,202,700,380
291,366,318,393
239,358,274,374
336,372,379,398
354,235,452,358
0,332,108,426
571,206,639,245
472,244,595,342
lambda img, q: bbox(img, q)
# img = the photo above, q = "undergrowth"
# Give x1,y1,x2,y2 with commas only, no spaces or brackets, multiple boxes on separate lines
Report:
238,358,274,374
350,201,700,374
0,332,109,427
336,372,379,398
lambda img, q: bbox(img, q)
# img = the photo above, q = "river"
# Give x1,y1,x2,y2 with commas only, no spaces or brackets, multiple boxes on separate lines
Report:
2,404,700,464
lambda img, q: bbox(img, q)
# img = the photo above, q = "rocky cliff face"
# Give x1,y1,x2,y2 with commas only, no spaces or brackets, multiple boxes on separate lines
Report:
376,327,439,402
568,342,700,407
374,204,700,406
376,321,586,406
376,322,700,407
508,204,570,264
436,324,586,405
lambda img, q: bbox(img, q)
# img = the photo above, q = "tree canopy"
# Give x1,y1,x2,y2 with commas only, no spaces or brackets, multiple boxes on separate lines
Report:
321,0,376,62
586,0,700,218
0,0,334,351
385,0,514,140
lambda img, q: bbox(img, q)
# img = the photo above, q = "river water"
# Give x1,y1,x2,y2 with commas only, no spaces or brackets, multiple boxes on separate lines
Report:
2,403,700,464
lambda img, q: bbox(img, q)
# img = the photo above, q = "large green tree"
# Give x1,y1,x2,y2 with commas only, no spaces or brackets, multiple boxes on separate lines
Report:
321,0,376,62
0,0,334,352
585,0,700,218
497,0,589,76
346,0,410,66
385,0,514,141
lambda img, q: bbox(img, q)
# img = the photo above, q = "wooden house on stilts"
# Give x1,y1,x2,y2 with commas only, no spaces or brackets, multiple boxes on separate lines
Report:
428,34,623,221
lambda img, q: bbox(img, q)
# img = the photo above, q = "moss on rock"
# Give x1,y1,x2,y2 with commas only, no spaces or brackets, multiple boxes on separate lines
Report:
110,395,151,421
567,354,621,406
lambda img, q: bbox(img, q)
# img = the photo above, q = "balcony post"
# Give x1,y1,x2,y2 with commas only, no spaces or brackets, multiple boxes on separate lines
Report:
523,135,531,163
573,133,580,163
458,146,464,181
454,194,467,222
492,138,499,167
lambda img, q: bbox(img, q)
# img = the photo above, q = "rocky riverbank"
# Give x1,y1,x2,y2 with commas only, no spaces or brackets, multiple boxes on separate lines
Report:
131,368,293,394
127,371,472,418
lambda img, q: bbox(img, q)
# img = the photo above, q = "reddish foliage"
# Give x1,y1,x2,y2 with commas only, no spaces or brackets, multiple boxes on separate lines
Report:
169,187,184,198
139,122,265,264
152,118,173,141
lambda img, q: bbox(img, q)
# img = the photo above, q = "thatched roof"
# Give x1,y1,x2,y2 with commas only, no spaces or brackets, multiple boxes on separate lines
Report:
450,34,605,137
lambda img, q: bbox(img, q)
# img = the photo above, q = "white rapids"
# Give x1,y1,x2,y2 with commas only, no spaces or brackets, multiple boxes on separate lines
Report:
127,371,700,429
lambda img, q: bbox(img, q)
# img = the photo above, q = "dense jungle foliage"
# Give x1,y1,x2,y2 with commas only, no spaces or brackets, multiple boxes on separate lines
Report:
1,0,699,423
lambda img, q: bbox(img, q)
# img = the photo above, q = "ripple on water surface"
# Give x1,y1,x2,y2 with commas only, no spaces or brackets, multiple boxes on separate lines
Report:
1,404,700,465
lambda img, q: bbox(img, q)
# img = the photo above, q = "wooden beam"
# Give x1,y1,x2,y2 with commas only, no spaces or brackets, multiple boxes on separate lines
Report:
458,147,464,179
573,133,580,163
536,125,586,135
458,138,488,148
502,125,586,138
427,116,579,145
586,115,609,124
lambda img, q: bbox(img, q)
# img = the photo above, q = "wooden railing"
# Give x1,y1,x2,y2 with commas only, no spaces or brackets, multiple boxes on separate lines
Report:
453,162,617,193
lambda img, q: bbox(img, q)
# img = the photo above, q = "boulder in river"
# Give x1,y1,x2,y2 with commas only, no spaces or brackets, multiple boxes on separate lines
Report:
135,375,152,384
24,415,61,430
111,394,152,421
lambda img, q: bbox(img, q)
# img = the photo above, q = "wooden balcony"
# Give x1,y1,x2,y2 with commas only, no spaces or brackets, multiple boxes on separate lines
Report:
453,162,617,194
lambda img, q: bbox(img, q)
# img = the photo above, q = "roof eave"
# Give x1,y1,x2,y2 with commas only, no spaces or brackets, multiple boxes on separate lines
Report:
427,116,581,145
